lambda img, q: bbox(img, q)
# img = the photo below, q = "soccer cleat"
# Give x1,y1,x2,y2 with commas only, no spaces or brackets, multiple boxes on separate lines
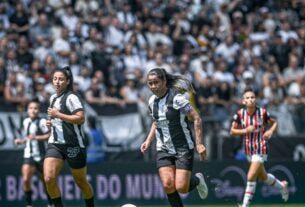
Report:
280,180,289,202
195,172,208,199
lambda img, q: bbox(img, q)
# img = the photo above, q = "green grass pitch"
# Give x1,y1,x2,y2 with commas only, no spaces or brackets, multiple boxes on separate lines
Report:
95,205,304,207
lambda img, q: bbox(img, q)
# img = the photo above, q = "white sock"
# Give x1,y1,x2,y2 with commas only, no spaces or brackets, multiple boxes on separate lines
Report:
242,181,256,207
264,173,283,190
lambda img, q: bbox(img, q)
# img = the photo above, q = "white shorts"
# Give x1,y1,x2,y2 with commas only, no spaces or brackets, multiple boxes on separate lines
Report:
247,154,267,163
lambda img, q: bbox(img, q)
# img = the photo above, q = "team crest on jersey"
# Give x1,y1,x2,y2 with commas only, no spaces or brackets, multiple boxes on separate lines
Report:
67,147,80,158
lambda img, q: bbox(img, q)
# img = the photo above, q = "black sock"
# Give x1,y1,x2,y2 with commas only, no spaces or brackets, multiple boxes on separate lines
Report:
46,192,53,205
167,191,183,207
25,190,32,205
52,197,63,207
188,175,200,192
85,196,95,207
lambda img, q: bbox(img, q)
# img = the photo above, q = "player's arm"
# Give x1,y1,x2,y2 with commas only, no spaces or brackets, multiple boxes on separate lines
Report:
15,121,28,145
48,95,85,124
49,109,85,125
14,138,27,145
187,108,206,160
28,132,50,141
230,121,256,136
141,123,156,153
187,108,203,145
264,117,277,140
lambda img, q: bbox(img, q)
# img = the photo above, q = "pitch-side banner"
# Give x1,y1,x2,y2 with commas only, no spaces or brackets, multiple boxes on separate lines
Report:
0,161,304,206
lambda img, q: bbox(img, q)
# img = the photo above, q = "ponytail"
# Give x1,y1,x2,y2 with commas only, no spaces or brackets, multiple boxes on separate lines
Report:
147,68,195,94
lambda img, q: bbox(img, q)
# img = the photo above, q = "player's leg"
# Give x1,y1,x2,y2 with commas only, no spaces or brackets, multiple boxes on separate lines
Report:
43,157,64,207
68,147,94,207
241,160,261,207
159,166,183,207
22,163,35,207
175,169,192,193
175,149,208,199
259,165,289,202
71,167,94,207
35,161,53,206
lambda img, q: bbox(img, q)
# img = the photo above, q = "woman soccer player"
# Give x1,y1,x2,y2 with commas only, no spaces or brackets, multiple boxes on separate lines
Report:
44,66,94,207
140,68,208,207
14,98,53,207
230,88,289,207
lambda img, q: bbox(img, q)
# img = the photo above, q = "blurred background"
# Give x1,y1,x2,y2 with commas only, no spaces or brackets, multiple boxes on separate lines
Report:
0,0,304,206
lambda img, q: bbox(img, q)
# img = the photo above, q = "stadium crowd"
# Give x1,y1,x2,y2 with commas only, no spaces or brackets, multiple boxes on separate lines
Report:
1,0,305,136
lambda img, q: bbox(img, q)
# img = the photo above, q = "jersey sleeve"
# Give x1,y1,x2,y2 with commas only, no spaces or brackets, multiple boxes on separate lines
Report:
39,118,50,134
264,109,272,123
22,119,28,137
232,112,241,125
173,93,191,113
66,94,84,114
148,95,155,117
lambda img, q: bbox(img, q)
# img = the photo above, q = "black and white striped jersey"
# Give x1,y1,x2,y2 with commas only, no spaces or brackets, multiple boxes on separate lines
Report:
23,117,49,161
48,91,86,148
148,89,194,154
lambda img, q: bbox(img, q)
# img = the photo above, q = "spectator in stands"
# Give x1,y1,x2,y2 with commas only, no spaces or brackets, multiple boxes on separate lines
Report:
14,98,53,207
5,48,20,73
122,42,143,74
52,27,71,66
230,88,289,207
29,12,53,47
4,71,29,110
283,54,304,88
120,73,142,104
85,76,123,106
0,57,6,101
16,35,33,69
262,75,286,109
140,68,208,207
91,38,112,86
60,5,79,32
0,3,10,31
44,66,94,207
146,51,172,75
33,77,49,106
9,2,29,37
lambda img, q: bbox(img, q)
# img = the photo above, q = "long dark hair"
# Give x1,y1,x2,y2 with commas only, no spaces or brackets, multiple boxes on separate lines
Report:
53,66,74,91
147,68,195,94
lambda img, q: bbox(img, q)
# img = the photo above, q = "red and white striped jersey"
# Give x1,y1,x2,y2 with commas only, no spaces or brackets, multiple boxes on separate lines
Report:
232,107,273,155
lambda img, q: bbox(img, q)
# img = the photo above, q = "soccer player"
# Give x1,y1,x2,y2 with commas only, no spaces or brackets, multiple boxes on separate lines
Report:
14,98,53,207
230,88,289,207
44,66,94,207
141,68,208,207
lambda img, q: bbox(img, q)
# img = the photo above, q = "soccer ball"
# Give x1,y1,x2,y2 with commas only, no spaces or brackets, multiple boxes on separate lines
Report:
121,204,137,207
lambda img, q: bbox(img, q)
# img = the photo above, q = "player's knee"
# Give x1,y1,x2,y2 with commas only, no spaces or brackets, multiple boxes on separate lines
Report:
23,176,31,187
247,174,256,181
44,174,56,186
162,180,175,192
74,177,89,188
176,185,188,193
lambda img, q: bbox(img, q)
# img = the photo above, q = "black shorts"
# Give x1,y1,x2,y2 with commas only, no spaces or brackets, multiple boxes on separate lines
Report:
156,148,194,171
45,144,87,169
23,157,44,174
